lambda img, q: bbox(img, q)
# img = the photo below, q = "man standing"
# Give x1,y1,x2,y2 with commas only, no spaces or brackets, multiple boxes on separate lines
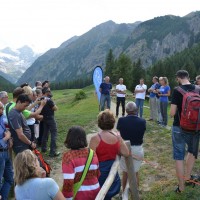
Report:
99,76,112,111
8,94,37,154
117,101,146,191
170,70,196,192
116,78,126,117
0,91,9,125
148,77,160,121
134,78,147,118
0,102,13,200
41,87,60,157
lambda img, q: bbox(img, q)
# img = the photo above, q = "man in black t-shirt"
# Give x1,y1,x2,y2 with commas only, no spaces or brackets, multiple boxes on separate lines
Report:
41,87,60,157
170,70,196,193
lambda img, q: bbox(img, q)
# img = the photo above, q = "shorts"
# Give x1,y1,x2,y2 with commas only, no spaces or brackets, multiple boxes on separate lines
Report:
120,145,144,173
172,126,195,160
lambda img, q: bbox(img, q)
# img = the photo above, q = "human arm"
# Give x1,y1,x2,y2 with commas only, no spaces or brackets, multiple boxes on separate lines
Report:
170,104,177,117
62,153,75,199
135,86,146,94
89,135,99,152
0,130,11,148
28,100,46,118
52,105,58,111
119,137,129,157
15,128,36,149
53,191,65,200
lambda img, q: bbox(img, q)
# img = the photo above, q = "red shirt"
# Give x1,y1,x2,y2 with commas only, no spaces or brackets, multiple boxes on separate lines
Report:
96,134,120,162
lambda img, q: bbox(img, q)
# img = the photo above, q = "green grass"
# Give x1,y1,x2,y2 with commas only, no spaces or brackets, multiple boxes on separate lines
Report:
52,85,99,144
9,86,200,199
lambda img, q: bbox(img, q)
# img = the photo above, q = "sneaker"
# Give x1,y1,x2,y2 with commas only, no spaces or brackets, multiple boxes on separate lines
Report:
49,152,60,157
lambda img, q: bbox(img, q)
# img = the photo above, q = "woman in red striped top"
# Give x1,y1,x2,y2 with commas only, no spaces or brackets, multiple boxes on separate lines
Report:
62,126,100,200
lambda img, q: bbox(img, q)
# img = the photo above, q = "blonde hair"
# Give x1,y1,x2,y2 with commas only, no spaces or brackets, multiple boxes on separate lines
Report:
159,77,169,85
23,86,33,95
13,150,39,185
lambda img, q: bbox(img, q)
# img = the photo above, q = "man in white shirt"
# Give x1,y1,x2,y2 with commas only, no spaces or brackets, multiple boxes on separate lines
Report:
134,78,147,118
116,78,126,117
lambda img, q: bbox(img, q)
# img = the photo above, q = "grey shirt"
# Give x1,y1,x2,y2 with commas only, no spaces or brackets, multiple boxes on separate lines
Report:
8,108,31,154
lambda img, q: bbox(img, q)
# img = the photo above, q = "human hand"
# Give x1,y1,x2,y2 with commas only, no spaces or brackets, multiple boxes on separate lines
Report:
40,99,47,106
4,131,11,140
31,142,36,149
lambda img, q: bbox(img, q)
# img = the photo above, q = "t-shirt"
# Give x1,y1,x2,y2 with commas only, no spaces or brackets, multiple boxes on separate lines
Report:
8,108,31,154
135,84,147,100
100,83,112,95
116,84,126,97
159,85,170,102
149,82,160,98
117,115,146,146
15,178,59,200
41,99,55,119
171,84,195,126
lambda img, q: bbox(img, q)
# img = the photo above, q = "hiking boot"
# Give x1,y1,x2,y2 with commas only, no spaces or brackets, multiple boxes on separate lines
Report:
49,152,60,157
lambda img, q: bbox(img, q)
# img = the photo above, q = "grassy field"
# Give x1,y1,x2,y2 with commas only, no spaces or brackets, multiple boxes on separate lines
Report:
9,86,200,199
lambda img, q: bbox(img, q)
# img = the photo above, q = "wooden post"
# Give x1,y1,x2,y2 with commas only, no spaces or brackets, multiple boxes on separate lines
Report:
125,140,140,200
95,156,120,200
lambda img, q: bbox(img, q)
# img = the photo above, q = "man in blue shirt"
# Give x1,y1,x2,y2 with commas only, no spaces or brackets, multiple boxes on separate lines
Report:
0,101,14,200
99,76,112,111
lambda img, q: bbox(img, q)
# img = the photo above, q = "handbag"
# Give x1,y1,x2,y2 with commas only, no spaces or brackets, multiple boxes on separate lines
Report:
73,148,94,199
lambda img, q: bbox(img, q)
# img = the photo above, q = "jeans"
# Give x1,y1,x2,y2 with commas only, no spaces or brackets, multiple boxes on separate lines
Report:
100,94,111,111
160,101,168,126
116,97,125,116
0,151,14,200
172,126,197,160
41,118,57,155
135,98,144,118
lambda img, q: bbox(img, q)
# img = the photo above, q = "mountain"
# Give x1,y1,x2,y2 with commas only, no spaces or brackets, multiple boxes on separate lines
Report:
17,21,140,85
0,46,41,83
18,11,200,85
123,11,200,67
0,74,15,92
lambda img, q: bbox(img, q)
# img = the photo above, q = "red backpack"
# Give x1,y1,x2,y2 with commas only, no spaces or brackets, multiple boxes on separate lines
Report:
33,149,51,177
177,86,200,132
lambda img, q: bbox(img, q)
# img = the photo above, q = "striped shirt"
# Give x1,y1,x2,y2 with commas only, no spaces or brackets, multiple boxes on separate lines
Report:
62,148,100,200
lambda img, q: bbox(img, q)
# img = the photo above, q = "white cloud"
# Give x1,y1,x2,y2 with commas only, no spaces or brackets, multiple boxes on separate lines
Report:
0,0,199,52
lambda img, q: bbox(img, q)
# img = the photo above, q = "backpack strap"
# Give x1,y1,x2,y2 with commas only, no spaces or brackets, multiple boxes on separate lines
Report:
176,86,187,95
5,102,13,127
73,149,94,199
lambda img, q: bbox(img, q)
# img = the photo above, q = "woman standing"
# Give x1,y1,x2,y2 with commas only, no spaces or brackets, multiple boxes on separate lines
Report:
62,126,100,200
89,109,129,200
158,77,171,127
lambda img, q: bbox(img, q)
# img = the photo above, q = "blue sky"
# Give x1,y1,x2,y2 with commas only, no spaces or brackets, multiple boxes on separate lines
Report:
0,0,199,52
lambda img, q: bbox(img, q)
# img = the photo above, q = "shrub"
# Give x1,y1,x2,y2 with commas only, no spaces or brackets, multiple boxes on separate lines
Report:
74,90,87,101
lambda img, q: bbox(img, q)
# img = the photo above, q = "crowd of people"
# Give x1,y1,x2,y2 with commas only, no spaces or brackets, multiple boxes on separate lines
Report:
1,69,200,199
0,80,61,200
